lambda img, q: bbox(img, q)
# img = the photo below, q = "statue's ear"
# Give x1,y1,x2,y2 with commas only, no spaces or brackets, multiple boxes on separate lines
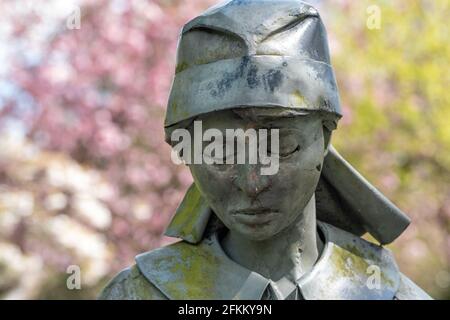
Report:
317,146,411,245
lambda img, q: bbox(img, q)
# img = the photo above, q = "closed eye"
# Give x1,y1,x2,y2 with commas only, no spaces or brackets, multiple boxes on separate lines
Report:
269,144,301,158
280,144,300,158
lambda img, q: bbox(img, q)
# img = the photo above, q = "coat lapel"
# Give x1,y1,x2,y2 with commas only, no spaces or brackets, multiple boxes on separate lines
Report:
136,234,269,300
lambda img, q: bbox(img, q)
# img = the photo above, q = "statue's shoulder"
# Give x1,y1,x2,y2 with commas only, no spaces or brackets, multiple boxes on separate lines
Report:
316,222,432,300
99,239,209,300
98,264,167,300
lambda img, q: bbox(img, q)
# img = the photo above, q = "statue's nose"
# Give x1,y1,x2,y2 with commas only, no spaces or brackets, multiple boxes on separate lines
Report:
233,164,271,200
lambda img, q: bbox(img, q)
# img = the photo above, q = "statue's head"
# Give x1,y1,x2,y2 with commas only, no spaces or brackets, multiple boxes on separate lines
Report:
165,0,342,241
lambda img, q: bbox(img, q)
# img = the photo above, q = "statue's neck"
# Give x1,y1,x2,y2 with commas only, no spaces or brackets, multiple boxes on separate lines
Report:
221,195,322,283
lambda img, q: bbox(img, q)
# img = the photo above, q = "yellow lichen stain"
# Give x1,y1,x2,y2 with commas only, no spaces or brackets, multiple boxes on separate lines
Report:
176,51,226,74
291,90,308,108
343,244,395,287
331,244,396,288
331,245,370,279
167,185,209,237
165,242,221,299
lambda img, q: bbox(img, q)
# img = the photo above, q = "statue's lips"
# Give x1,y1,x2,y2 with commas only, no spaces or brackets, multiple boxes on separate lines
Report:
231,208,278,225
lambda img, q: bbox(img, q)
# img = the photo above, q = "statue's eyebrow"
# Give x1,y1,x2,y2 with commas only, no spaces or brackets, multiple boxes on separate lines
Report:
253,112,310,122
260,11,319,42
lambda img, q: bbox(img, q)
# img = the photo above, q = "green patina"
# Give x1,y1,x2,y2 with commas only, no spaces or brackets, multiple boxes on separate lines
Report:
176,61,190,74
167,96,192,124
128,265,162,299
167,184,209,239
163,242,221,299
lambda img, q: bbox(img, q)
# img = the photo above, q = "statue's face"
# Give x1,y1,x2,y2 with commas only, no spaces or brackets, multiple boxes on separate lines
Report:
187,109,326,241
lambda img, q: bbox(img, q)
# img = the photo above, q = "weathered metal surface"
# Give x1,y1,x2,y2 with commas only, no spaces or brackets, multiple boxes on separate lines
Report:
165,184,211,244
101,220,432,300
298,222,400,300
165,0,341,128
166,56,340,127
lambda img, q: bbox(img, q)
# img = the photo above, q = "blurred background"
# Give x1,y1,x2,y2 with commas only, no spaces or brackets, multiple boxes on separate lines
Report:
0,0,449,299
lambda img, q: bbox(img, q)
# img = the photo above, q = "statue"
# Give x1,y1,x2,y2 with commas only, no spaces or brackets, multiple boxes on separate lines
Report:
99,0,432,300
